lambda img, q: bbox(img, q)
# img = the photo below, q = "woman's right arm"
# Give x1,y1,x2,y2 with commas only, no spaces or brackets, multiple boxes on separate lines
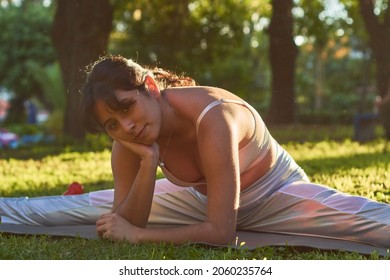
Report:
110,140,159,228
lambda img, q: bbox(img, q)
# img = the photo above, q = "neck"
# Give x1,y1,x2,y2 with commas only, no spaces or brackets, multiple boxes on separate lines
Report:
159,91,177,139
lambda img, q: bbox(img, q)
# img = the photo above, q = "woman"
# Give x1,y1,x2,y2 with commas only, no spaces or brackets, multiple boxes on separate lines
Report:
1,55,390,249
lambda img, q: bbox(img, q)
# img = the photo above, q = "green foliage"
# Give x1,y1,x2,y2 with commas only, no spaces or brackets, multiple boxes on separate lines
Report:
295,35,375,115
26,62,66,110
111,0,251,66
0,2,55,92
109,0,271,101
108,0,382,119
295,0,353,45
0,0,56,123
8,123,43,135
0,0,385,128
268,124,353,142
296,110,354,124
26,61,66,136
84,133,113,151
293,0,377,116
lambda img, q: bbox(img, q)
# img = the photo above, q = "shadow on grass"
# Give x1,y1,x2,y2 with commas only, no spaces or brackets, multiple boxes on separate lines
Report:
0,144,110,160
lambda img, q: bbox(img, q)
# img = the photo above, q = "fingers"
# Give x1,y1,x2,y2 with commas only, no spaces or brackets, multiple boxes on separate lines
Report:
96,213,110,227
95,212,137,242
96,220,106,238
99,212,113,220
96,213,112,238
96,213,123,240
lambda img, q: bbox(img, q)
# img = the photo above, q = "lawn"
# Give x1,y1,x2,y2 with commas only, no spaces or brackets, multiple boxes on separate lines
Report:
0,124,389,259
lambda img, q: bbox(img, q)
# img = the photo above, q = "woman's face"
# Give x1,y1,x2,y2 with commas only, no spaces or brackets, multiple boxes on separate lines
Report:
94,89,162,145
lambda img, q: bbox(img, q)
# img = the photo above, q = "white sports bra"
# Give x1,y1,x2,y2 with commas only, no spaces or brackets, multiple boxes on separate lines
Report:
159,98,271,187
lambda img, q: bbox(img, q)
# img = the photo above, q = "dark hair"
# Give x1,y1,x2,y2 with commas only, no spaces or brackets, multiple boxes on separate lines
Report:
81,55,196,133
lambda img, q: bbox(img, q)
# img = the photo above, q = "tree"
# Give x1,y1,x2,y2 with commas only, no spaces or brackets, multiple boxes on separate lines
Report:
359,0,390,98
0,0,55,123
110,0,272,108
266,0,297,124
294,0,369,118
111,0,252,74
295,0,349,111
51,0,113,139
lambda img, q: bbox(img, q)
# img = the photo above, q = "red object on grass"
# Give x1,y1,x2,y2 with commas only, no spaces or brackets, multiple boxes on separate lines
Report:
63,182,84,195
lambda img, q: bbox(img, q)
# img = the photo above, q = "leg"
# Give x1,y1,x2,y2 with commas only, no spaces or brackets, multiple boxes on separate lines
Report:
148,179,207,227
237,181,390,249
0,179,207,227
0,190,114,225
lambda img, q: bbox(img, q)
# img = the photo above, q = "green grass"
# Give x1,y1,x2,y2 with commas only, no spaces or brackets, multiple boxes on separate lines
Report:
0,124,389,259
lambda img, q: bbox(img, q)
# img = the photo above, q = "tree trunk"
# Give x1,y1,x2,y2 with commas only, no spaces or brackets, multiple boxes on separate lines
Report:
51,0,113,139
266,0,297,124
359,0,390,98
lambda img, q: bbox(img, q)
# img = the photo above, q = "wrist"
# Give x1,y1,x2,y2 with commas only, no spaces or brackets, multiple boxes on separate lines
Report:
126,225,143,243
140,155,159,169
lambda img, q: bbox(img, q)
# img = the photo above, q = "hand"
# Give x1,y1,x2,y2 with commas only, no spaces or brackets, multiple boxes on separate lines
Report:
115,139,160,166
96,213,139,243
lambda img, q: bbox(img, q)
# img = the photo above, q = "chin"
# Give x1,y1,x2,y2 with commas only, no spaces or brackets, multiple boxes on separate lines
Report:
143,138,156,146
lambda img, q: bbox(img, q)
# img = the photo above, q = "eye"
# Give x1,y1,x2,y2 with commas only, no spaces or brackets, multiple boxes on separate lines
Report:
105,120,118,131
118,100,135,114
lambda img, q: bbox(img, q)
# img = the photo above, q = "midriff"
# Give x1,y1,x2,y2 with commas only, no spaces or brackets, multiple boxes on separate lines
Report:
194,146,275,196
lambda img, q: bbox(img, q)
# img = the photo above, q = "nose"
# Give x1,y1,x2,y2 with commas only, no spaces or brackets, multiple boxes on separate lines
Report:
119,118,135,134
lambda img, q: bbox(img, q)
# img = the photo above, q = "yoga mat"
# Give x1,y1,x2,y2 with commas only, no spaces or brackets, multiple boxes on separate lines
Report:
1,223,388,257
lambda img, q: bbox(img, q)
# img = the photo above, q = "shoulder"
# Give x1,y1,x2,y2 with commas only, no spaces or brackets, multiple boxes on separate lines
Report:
165,86,241,119
173,87,243,136
165,86,257,142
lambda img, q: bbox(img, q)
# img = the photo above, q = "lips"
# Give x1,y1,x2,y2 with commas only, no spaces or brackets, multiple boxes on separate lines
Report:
134,126,144,140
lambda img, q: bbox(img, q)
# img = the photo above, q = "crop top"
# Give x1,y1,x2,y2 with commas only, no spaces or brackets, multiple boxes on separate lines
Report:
159,98,271,187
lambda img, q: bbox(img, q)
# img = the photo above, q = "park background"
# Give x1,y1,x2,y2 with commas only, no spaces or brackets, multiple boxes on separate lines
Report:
0,0,389,260
0,0,389,139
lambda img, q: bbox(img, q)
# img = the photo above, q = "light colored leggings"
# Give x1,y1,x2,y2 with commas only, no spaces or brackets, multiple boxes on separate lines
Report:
1,178,390,249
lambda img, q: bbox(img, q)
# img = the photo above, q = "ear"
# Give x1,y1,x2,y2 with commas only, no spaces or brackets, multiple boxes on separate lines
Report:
144,76,160,97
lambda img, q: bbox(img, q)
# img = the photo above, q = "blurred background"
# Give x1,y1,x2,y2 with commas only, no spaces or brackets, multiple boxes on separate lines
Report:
0,0,388,147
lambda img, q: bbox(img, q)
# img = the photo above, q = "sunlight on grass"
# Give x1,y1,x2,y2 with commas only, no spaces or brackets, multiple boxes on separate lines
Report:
1,124,389,259
1,150,113,196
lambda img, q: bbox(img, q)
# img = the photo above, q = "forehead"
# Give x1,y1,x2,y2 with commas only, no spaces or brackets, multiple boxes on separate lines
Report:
93,89,139,122
95,90,136,110
114,89,138,100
